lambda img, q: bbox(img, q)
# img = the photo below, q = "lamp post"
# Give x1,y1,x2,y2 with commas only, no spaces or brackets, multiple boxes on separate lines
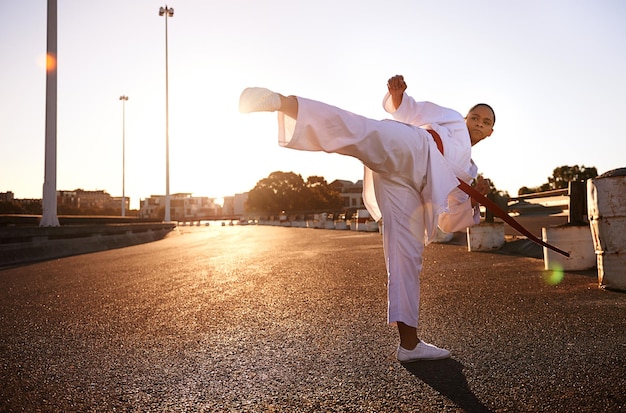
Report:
159,5,174,222
41,0,60,227
119,95,128,217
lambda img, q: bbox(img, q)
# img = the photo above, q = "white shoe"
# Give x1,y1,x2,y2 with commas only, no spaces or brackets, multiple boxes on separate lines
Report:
396,341,451,362
239,87,281,113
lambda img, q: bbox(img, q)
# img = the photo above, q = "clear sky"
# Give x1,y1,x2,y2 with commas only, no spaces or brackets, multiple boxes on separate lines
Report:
2,1,625,210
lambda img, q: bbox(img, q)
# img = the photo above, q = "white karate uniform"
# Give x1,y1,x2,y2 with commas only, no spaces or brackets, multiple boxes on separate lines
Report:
276,94,480,328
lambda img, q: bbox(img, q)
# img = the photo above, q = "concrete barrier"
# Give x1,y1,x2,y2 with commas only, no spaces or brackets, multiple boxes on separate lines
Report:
335,220,348,230
467,222,505,251
542,225,595,271
588,169,626,290
0,222,176,268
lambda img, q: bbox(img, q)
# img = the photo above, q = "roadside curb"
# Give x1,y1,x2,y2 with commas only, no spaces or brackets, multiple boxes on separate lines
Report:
0,223,176,268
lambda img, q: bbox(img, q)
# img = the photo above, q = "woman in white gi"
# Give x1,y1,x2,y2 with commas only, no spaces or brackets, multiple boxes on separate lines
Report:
239,75,495,362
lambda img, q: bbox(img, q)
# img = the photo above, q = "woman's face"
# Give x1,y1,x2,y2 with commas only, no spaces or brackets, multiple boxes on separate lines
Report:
466,106,494,146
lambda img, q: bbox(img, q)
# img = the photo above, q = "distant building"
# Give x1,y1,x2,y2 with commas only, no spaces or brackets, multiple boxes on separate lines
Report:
221,193,247,218
57,190,79,207
0,191,15,203
222,196,234,216
233,193,248,216
109,196,130,212
329,179,365,210
3,178,363,218
56,189,129,211
139,193,221,221
18,198,42,207
0,192,40,214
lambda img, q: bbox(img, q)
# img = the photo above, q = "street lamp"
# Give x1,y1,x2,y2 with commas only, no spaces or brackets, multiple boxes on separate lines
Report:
41,0,60,227
159,5,174,222
119,95,128,217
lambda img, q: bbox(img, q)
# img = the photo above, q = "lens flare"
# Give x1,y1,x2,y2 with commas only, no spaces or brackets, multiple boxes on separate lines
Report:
544,264,564,285
46,54,57,71
37,53,57,71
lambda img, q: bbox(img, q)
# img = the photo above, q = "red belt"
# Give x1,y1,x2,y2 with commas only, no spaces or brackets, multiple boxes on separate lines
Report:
427,129,569,257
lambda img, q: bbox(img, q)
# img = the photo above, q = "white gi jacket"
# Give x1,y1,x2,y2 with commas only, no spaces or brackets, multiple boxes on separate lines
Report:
376,93,480,241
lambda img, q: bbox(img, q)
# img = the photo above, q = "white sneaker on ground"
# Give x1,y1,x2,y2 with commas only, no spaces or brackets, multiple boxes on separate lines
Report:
239,87,281,113
396,341,451,362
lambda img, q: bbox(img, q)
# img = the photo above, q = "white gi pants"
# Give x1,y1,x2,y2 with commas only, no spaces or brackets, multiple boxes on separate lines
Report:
277,97,433,328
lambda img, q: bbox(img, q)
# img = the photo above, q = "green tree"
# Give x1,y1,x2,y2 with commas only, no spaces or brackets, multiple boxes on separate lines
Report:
475,173,509,198
301,176,344,211
0,201,42,214
245,171,343,214
0,202,19,214
245,171,305,213
518,183,551,195
475,174,509,222
547,165,598,190
517,164,598,195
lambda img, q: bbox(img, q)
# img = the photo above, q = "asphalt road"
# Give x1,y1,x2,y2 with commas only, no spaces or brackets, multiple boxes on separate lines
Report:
0,225,624,412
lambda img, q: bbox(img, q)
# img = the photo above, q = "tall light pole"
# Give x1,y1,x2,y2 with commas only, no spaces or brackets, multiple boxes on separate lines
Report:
41,0,60,227
159,5,174,222
119,95,128,217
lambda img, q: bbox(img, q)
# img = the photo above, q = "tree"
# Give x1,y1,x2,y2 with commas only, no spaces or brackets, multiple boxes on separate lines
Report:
518,183,550,195
547,165,598,190
245,171,305,213
517,164,598,195
245,171,343,214
475,173,509,198
475,174,509,222
0,201,42,215
301,176,344,211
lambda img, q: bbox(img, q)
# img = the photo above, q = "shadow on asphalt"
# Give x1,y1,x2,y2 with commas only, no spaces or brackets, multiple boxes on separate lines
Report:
401,358,494,413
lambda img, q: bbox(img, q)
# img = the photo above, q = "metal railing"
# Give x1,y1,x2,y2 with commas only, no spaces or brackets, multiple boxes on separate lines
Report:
507,182,587,224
